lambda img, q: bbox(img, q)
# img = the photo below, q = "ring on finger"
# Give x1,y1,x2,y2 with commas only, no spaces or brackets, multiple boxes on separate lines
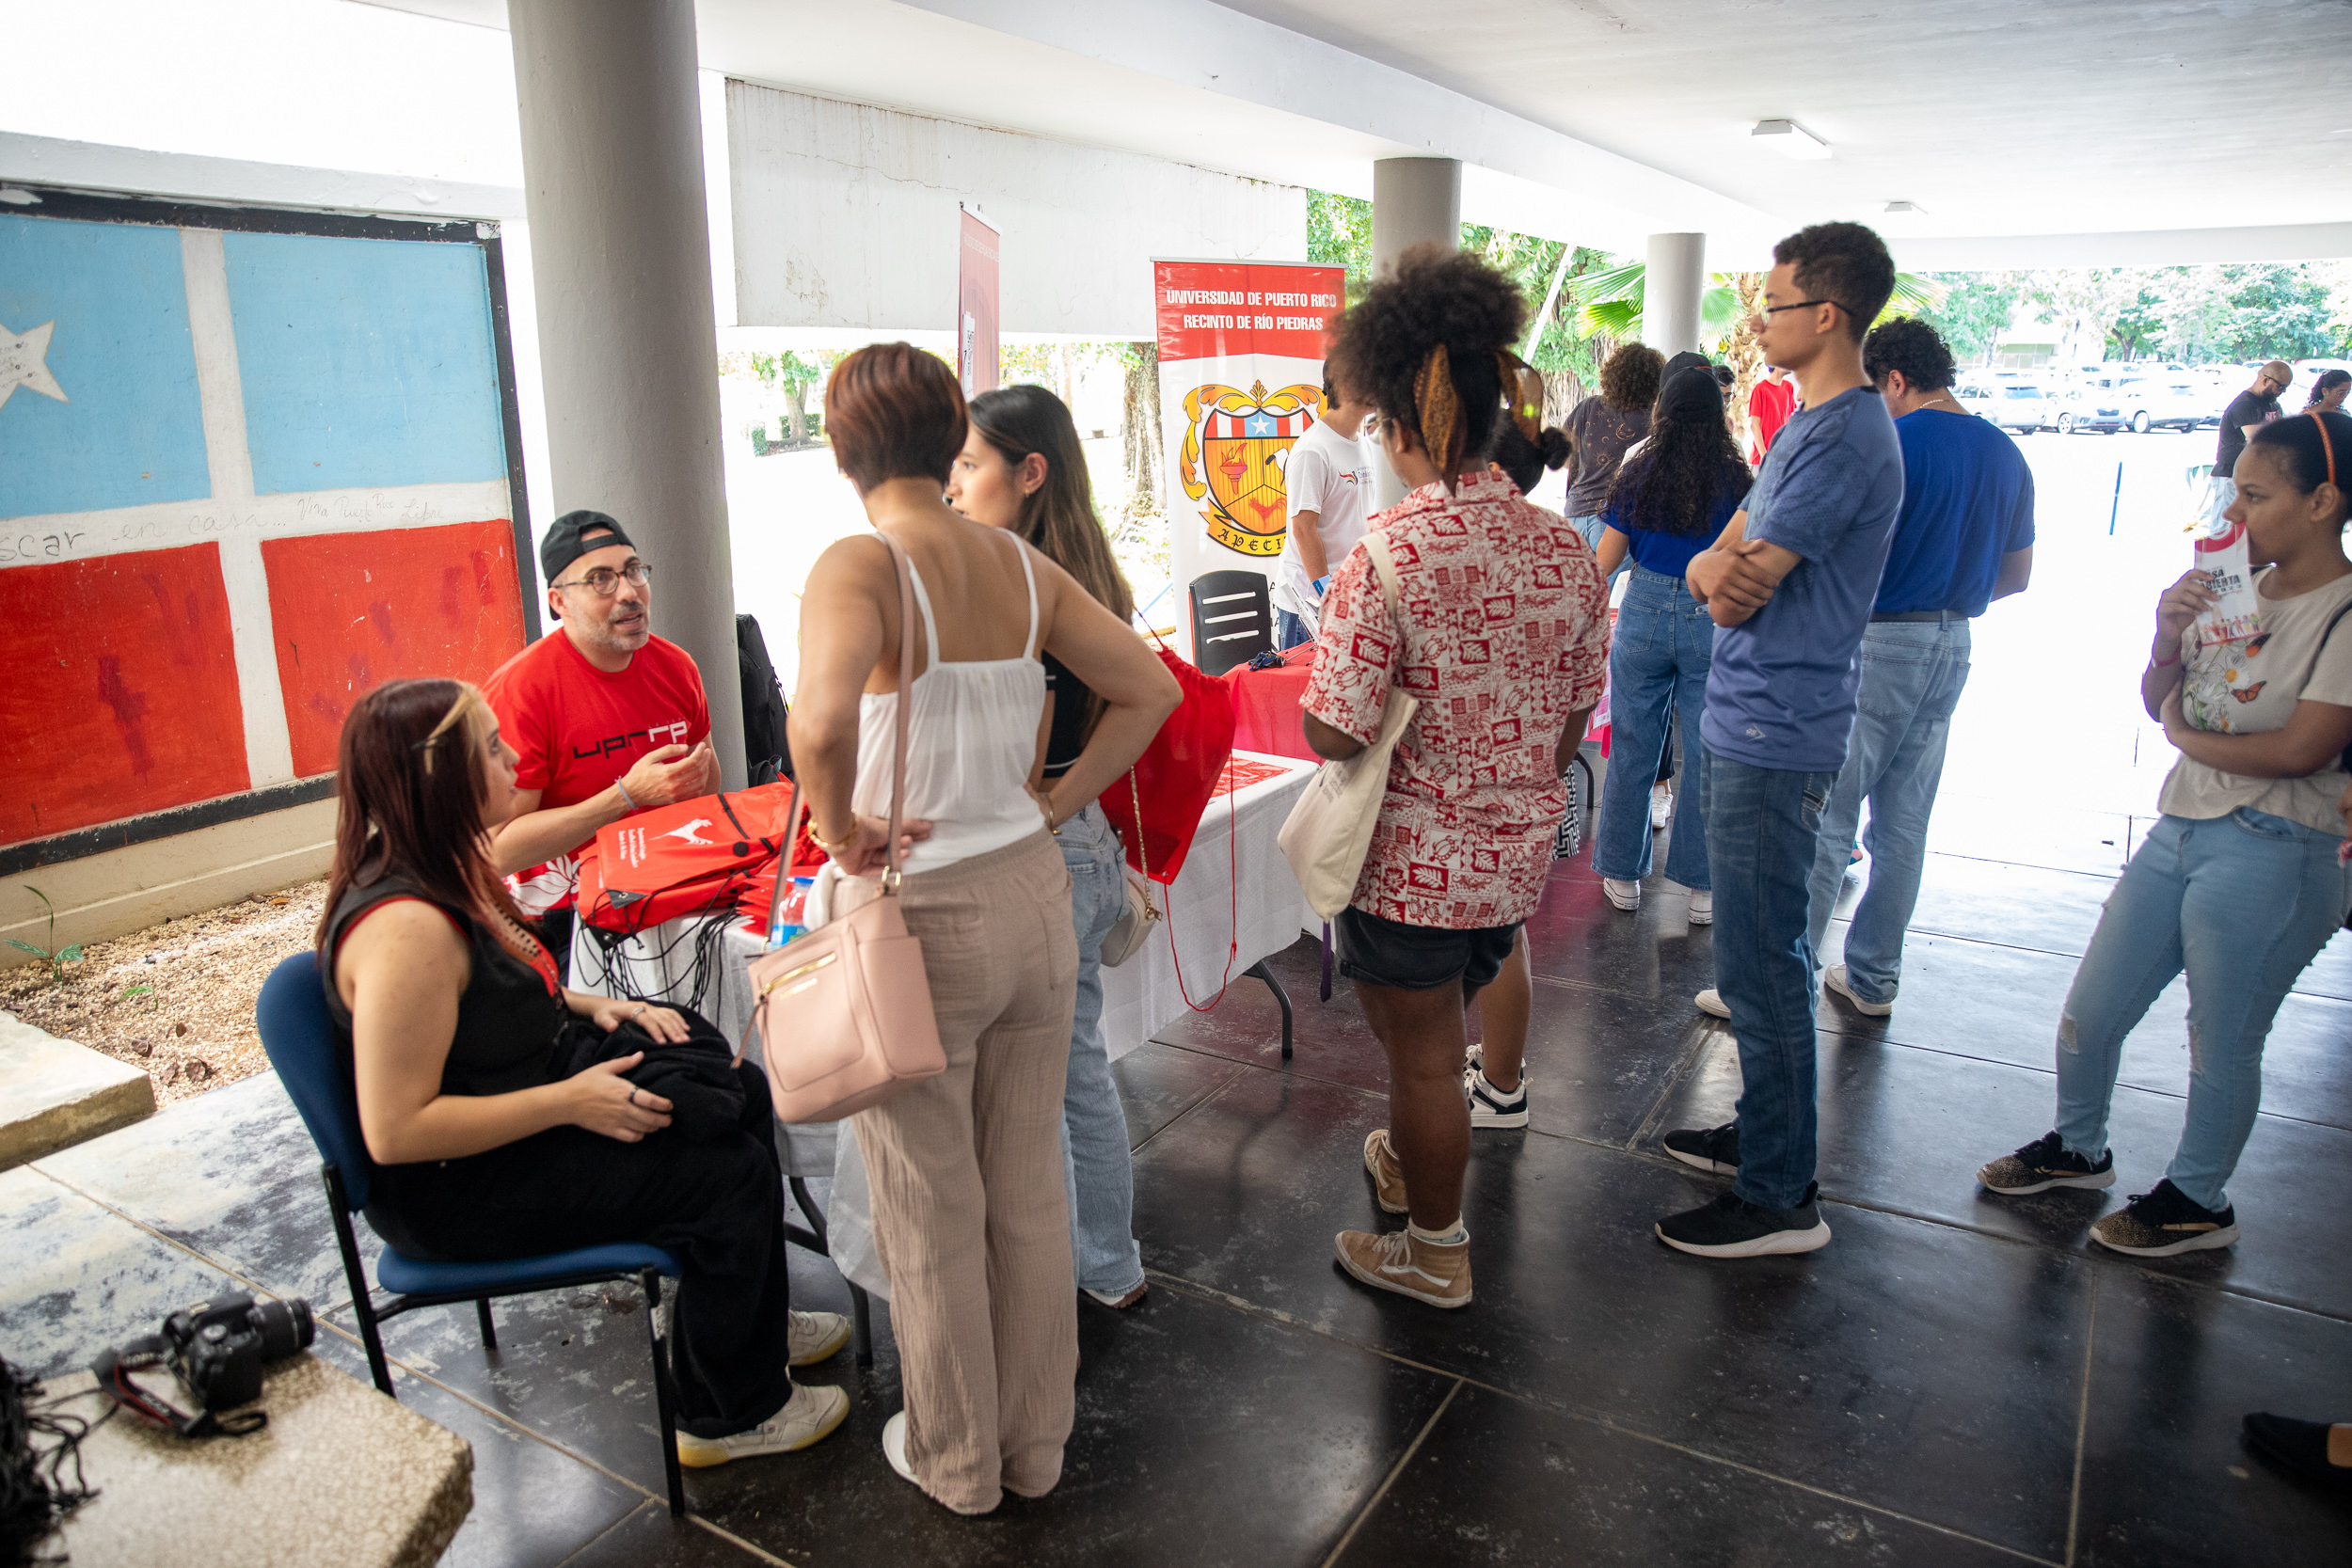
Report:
628,1087,643,1108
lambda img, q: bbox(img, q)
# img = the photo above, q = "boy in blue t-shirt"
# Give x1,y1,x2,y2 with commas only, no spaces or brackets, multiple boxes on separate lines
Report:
1804,320,2035,1019
1655,222,1905,1259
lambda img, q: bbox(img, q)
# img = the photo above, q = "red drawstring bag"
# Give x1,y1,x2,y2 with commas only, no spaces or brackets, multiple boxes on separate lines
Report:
1100,641,1236,884
577,783,803,936
732,826,830,931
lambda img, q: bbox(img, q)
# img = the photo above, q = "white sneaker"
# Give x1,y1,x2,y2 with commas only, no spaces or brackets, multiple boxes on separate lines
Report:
1688,890,1713,926
1602,877,1642,911
1650,785,1674,830
1462,1042,1529,1129
1823,964,1893,1017
1693,988,1730,1020
882,1410,919,1488
675,1382,849,1467
787,1309,851,1366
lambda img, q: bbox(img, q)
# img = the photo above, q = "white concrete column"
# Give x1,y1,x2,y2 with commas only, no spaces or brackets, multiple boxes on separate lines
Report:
1370,157,1462,508
507,0,745,787
1642,232,1707,356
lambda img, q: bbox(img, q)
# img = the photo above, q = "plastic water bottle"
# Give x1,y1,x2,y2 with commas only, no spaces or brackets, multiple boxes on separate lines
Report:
767,875,815,949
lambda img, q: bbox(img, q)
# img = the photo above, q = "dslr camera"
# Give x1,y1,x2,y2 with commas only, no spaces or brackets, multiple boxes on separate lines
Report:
162,1292,315,1410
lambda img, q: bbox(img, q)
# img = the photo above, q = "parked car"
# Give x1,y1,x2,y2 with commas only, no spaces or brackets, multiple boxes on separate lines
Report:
2115,376,2211,433
1982,382,2054,434
2050,380,2126,434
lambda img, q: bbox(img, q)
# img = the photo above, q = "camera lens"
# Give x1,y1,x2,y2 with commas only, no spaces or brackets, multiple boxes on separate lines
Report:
248,1296,315,1360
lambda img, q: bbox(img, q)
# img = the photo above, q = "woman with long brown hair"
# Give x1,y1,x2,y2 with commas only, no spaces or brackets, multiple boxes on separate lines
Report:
791,345,1176,1513
318,677,850,1467
946,382,1149,1313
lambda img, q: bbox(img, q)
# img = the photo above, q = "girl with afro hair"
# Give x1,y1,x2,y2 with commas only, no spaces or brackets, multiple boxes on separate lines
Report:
1300,244,1612,1308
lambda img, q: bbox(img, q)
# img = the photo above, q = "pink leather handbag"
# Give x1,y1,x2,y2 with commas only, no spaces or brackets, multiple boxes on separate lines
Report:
745,534,945,1123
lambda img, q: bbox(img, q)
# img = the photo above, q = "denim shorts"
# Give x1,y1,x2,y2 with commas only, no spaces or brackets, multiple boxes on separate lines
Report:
1335,905,1518,990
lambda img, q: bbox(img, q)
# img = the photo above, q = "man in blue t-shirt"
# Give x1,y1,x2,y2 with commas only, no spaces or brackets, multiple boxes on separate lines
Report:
1805,320,2035,1022
1655,222,1904,1259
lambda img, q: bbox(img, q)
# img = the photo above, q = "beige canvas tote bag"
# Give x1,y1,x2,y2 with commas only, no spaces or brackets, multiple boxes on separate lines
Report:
1277,534,1419,920
745,533,946,1123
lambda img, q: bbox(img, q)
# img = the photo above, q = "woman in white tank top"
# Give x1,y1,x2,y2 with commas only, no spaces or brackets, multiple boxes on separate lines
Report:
788,345,1178,1516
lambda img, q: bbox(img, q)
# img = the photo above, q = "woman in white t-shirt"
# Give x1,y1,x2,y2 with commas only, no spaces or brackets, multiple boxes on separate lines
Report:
1977,410,2352,1257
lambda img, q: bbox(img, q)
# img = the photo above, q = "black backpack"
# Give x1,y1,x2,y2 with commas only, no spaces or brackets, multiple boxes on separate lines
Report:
736,612,793,785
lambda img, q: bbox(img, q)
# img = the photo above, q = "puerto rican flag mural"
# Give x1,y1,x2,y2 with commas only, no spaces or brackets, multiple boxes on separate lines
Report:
0,204,527,850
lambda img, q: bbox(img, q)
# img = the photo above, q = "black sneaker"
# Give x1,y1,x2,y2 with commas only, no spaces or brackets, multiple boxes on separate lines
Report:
1978,1132,2116,1196
2241,1414,2352,1484
1655,1183,1832,1258
1662,1122,1740,1175
2089,1180,2239,1257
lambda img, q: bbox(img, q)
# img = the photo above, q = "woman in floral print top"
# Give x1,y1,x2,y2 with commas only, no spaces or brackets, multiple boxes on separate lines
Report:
1301,245,1611,1311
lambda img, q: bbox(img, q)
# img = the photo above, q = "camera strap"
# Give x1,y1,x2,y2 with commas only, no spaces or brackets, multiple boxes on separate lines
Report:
88,1341,267,1439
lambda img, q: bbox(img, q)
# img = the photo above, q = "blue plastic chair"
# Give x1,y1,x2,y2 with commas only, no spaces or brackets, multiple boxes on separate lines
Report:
257,952,688,1514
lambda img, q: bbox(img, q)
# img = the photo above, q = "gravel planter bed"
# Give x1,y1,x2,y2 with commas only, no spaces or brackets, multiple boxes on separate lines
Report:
1,880,326,1106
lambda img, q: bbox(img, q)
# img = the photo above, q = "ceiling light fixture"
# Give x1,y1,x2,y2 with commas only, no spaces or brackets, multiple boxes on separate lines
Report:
1883,201,1927,214
1752,119,1831,160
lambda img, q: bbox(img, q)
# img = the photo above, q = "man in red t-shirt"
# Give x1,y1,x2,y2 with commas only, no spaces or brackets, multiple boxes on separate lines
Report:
1746,363,1797,465
484,509,720,976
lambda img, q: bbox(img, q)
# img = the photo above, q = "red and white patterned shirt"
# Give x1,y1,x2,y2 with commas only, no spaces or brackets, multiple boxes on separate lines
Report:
1301,470,1610,929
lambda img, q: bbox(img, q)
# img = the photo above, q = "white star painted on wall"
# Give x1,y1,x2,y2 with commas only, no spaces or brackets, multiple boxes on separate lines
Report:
0,321,67,410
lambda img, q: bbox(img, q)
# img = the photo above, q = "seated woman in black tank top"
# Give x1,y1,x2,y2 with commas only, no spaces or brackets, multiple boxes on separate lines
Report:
318,677,850,1466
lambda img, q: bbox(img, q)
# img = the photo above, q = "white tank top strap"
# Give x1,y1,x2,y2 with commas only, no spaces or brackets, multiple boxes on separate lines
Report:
901,553,943,669
1009,533,1041,658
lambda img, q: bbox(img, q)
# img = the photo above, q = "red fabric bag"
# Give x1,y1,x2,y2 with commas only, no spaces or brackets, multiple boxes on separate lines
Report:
1099,642,1236,884
577,783,802,936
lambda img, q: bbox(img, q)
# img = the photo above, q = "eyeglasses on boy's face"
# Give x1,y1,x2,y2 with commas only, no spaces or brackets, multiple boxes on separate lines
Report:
1756,299,1844,320
551,561,652,595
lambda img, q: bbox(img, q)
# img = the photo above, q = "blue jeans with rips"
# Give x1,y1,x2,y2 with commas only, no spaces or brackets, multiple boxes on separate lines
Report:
1804,619,1973,1000
2054,808,2348,1212
1706,752,1836,1210
1056,801,1148,1296
1594,566,1714,891
1275,609,1314,651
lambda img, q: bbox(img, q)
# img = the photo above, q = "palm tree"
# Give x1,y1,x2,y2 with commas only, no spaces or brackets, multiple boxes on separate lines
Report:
1576,262,1943,348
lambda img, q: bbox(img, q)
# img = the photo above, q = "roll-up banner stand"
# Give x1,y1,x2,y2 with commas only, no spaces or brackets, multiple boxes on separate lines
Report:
1152,259,1345,662
959,205,1001,396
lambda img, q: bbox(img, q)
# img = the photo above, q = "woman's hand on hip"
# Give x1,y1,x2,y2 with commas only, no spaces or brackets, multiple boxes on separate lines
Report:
585,995,691,1044
565,1053,673,1142
827,812,934,876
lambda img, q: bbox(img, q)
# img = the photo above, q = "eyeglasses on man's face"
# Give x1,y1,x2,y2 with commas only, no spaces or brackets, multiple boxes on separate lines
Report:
551,561,652,596
1756,299,1844,321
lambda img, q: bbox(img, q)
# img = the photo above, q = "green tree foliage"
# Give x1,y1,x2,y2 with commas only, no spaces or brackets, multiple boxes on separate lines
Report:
2157,264,2341,362
1918,273,2022,363
1576,261,1939,352
1305,190,1618,392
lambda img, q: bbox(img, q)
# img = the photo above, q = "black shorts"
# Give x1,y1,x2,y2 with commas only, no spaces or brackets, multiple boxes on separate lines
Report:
1335,906,1518,991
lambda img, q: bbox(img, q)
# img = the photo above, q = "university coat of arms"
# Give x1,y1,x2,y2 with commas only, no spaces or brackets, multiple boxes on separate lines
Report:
1177,379,1323,558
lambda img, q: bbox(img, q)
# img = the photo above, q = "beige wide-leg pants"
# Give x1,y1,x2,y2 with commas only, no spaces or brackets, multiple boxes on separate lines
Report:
848,829,1081,1514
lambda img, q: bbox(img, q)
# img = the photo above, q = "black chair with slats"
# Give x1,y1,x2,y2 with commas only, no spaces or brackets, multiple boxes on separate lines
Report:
1187,570,1275,676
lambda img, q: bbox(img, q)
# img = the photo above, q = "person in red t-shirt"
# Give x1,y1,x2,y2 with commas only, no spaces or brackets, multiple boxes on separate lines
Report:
1746,363,1797,465
484,510,719,977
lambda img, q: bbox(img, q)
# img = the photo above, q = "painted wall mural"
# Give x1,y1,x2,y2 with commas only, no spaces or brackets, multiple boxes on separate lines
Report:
0,201,527,850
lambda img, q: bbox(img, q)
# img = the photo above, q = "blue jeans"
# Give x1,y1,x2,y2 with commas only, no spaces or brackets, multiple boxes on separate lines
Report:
1804,620,1972,1000
1593,566,1714,891
1275,609,1314,651
1707,753,1836,1210
1056,801,1147,1296
2054,809,2348,1212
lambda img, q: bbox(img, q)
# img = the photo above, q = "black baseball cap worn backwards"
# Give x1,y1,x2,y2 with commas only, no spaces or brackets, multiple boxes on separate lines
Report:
541,509,637,584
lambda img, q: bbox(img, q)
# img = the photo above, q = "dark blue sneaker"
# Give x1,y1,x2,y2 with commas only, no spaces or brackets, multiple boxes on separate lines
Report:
1656,1183,1832,1258
1662,1122,1740,1175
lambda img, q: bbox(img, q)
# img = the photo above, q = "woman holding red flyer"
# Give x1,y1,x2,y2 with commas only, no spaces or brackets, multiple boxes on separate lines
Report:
1978,410,2352,1255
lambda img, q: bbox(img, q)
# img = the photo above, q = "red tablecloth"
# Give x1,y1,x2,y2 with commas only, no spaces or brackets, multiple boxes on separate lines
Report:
1222,635,1613,760
1223,643,1321,761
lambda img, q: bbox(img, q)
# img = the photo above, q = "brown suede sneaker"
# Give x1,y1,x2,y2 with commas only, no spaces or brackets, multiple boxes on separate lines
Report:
1334,1227,1471,1308
1363,1129,1409,1214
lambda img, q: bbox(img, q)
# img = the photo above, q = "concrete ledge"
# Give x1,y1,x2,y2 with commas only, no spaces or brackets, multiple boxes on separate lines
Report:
1,797,336,969
0,1011,155,1169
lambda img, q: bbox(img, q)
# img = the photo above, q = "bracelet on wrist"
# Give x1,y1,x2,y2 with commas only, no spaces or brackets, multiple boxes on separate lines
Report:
813,818,859,853
2150,648,2181,669
612,776,639,811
